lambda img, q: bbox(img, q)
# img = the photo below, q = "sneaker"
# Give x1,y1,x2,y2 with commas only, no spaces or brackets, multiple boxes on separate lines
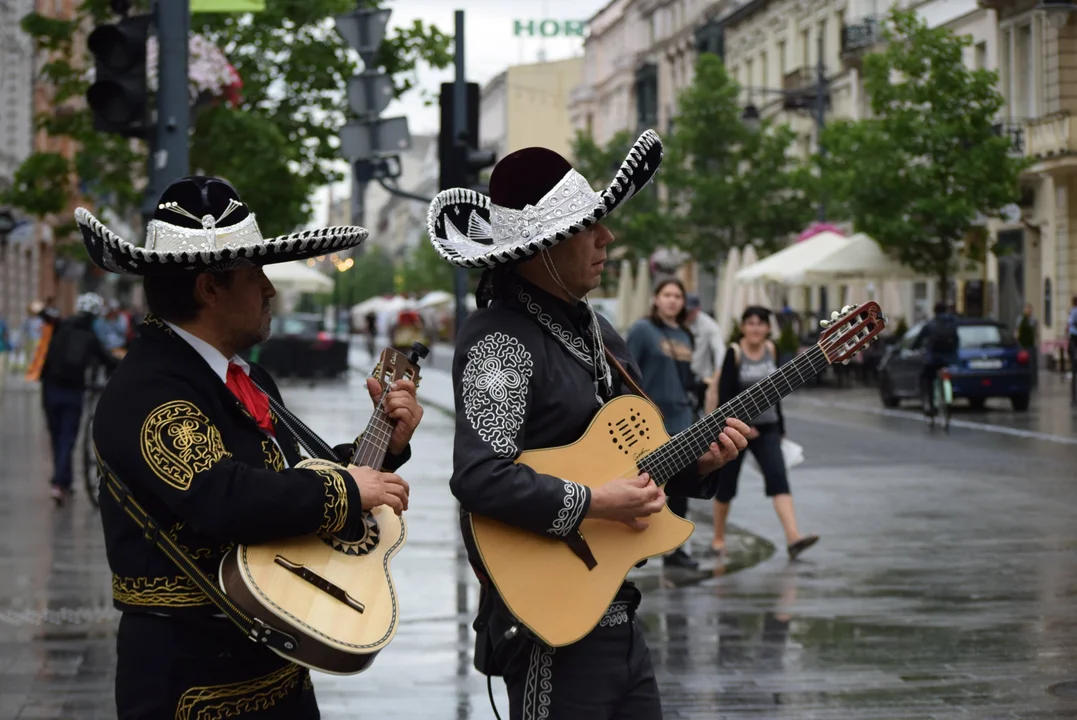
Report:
663,548,699,570
50,486,68,507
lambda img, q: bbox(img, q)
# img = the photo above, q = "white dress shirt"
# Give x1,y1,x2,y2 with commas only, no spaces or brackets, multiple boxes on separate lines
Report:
164,321,289,467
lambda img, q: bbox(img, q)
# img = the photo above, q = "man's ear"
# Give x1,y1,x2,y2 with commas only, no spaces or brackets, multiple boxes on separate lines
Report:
194,273,221,310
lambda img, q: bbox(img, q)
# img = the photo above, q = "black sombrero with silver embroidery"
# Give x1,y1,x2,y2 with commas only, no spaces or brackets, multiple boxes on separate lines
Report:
75,176,368,275
427,130,663,269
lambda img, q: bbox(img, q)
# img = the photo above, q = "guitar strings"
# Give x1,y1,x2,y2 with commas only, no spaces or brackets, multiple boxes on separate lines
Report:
613,316,871,485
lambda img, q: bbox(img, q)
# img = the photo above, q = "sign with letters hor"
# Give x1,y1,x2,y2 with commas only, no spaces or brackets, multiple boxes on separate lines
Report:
513,19,588,37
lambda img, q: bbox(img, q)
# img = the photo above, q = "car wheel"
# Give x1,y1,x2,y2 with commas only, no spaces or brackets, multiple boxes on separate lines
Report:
880,377,900,408
968,397,986,411
1010,394,1030,412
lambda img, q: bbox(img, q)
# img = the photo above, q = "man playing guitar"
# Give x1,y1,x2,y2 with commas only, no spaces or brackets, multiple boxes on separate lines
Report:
426,133,750,719
76,176,423,719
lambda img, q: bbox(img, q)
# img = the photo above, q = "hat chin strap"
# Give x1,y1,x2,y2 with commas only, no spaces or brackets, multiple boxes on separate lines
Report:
541,250,584,305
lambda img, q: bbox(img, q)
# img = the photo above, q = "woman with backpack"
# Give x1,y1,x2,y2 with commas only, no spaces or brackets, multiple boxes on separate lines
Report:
626,277,703,569
705,306,819,561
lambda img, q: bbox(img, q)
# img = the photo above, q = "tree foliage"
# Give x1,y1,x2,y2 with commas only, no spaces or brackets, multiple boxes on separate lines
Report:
819,9,1027,301
4,0,452,241
397,236,456,295
664,54,814,266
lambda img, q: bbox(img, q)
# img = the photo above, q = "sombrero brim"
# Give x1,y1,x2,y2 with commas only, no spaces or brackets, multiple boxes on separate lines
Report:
427,130,663,269
75,208,368,276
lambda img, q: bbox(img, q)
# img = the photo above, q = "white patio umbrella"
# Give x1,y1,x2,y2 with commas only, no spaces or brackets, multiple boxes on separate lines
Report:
417,290,453,308
630,257,652,325
881,280,906,326
716,247,741,332
736,230,852,285
263,261,334,294
614,259,635,332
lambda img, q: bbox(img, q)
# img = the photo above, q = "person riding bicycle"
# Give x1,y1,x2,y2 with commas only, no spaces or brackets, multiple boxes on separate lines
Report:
39,292,121,505
919,302,960,416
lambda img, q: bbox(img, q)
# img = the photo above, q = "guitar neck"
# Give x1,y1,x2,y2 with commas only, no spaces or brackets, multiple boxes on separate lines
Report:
351,407,394,469
638,344,829,485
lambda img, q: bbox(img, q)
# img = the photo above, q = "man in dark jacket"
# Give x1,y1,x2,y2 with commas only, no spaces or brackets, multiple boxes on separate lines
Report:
75,176,424,719
39,292,119,505
426,134,750,719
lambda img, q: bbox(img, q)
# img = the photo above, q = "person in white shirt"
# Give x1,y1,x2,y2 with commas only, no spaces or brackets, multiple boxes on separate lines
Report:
685,293,725,415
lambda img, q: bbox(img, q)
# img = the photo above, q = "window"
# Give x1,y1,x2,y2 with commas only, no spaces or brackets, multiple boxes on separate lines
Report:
818,20,827,66
778,40,786,75
975,41,987,70
801,28,810,69
761,51,768,88
958,323,1015,349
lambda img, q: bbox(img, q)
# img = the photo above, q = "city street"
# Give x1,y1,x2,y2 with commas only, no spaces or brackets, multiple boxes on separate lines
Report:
0,346,1075,719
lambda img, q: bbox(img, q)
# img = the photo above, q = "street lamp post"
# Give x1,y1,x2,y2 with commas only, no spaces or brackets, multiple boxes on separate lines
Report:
740,33,829,222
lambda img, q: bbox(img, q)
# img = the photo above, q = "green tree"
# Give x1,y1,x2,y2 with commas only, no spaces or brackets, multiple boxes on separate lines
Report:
663,54,814,267
5,0,451,246
819,8,1027,303
338,245,395,306
570,129,673,264
398,236,455,295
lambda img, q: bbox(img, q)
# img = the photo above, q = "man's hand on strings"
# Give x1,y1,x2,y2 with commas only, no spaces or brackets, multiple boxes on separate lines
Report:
697,418,750,475
366,378,424,456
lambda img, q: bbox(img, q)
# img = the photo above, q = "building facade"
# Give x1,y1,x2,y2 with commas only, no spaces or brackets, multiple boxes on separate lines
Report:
479,56,584,161
0,0,42,332
979,0,1077,355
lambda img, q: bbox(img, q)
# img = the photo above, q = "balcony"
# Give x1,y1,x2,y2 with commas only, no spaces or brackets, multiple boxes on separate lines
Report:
1023,113,1077,159
841,16,881,60
992,122,1025,155
782,68,812,91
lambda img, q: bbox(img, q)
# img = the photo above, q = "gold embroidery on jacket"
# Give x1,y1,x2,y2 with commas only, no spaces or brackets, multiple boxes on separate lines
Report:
112,575,210,607
143,314,175,335
141,401,231,491
168,521,232,560
317,469,349,534
262,439,285,471
175,663,306,720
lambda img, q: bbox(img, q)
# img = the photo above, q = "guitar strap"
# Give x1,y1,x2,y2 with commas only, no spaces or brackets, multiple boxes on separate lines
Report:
98,384,341,658
602,348,664,421
96,457,301,655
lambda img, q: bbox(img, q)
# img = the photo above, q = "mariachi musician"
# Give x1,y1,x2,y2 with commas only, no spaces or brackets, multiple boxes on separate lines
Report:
426,132,751,719
75,176,423,719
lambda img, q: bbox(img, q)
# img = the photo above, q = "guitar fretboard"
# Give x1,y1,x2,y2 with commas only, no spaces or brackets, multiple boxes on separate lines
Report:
352,402,394,470
637,345,829,485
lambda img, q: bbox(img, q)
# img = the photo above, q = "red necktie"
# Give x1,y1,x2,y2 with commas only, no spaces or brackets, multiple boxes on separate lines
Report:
226,362,275,436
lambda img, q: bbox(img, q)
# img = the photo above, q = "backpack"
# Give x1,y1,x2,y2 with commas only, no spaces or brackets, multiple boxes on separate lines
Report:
928,315,959,355
43,319,97,386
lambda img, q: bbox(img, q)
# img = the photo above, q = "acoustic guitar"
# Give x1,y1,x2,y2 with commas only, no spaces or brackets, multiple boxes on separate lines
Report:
220,343,428,674
469,302,887,647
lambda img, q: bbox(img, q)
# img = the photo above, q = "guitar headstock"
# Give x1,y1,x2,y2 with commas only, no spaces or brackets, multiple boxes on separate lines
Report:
817,302,887,365
371,342,429,391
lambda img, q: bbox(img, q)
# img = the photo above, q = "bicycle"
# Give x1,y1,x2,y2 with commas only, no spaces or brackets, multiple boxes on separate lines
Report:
924,366,953,432
79,369,108,508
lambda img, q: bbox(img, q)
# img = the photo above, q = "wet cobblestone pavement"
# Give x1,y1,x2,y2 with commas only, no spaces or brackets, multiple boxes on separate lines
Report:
0,347,1075,718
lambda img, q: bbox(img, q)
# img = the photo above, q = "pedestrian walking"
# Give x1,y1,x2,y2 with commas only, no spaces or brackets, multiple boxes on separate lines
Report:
705,306,819,561
1068,296,1077,405
627,277,704,569
684,292,724,416
39,292,120,505
1015,302,1038,387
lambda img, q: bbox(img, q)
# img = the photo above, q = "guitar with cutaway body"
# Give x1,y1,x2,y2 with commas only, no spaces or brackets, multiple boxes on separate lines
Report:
469,304,886,647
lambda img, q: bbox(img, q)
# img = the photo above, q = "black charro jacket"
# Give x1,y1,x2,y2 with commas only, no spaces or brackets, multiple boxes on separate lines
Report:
94,315,410,616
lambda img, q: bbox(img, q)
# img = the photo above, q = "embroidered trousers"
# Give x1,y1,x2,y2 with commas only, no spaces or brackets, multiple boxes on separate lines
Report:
503,604,662,720
115,612,319,720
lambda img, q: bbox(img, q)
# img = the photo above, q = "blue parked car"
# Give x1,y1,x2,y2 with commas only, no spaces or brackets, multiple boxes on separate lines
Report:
878,318,1032,412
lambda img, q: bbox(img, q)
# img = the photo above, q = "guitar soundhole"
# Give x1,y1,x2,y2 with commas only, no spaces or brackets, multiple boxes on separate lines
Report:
319,511,381,556
609,410,648,456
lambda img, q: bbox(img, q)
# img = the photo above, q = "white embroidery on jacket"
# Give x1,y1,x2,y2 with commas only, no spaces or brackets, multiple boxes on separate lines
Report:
461,332,533,457
548,480,588,537
523,643,555,720
599,601,631,627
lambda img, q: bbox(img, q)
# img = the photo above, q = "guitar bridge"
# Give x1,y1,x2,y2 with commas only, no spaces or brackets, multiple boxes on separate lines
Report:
274,555,365,614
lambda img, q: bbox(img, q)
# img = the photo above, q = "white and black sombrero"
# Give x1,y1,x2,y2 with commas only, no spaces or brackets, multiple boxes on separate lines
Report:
427,130,663,268
75,176,368,275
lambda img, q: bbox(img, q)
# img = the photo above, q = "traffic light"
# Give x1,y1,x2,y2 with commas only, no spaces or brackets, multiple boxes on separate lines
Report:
438,82,496,192
86,13,152,138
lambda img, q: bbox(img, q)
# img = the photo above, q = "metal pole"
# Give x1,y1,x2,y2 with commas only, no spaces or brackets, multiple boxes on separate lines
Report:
155,0,190,188
452,10,468,341
354,0,376,228
815,31,827,223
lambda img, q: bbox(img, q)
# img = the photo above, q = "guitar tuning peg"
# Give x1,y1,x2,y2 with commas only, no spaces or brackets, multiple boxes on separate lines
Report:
819,319,830,329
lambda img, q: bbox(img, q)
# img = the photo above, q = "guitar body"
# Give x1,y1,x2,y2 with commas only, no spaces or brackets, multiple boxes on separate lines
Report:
221,458,406,674
470,395,692,648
